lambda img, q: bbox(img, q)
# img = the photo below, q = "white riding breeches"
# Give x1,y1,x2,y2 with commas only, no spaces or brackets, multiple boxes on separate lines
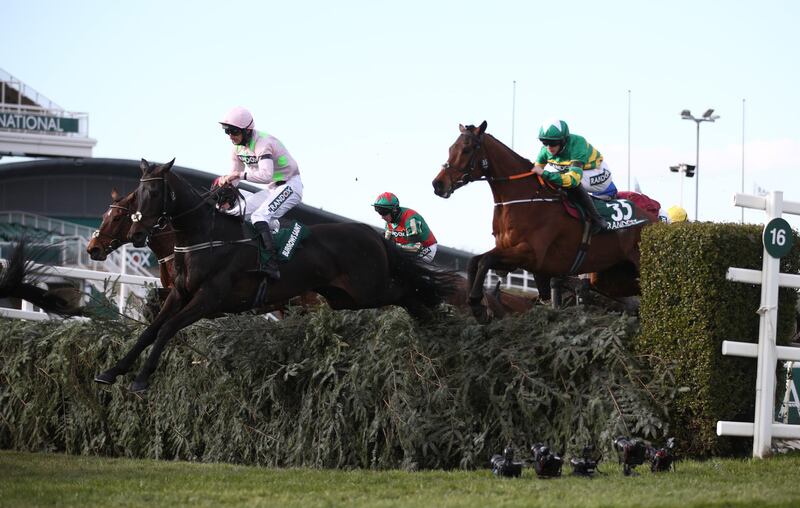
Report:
246,176,303,231
581,161,617,200
419,244,437,263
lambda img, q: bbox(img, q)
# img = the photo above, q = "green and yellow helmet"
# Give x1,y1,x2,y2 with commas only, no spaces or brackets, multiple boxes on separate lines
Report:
373,192,400,215
538,119,570,145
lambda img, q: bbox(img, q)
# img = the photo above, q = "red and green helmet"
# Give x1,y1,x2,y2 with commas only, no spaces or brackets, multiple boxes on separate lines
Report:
373,192,400,214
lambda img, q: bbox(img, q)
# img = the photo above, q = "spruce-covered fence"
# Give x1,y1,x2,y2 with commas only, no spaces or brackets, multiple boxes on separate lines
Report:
717,190,800,458
0,306,674,469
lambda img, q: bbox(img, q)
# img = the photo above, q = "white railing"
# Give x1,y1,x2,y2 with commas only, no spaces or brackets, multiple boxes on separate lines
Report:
0,260,161,321
0,69,91,137
1,68,64,111
0,211,97,238
0,259,281,323
716,191,800,458
485,269,539,296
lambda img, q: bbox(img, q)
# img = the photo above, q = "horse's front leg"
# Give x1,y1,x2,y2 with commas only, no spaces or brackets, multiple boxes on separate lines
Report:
466,253,485,306
468,248,529,322
467,252,501,322
130,274,231,393
130,285,226,393
94,288,185,385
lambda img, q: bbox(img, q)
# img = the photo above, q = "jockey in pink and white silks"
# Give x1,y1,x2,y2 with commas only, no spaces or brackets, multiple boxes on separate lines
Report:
214,107,303,279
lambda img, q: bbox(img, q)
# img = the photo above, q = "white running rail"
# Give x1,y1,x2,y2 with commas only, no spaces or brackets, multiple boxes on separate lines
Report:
0,260,161,321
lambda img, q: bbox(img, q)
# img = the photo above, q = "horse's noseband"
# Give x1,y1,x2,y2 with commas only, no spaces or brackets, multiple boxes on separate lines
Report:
136,175,175,230
444,133,489,188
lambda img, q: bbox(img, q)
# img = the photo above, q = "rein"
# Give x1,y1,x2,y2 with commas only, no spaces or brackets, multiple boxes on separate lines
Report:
444,131,561,206
443,131,547,189
134,170,256,252
134,175,214,225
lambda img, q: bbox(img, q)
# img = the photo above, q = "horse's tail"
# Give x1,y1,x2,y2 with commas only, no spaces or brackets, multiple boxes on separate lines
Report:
382,238,461,309
0,239,84,317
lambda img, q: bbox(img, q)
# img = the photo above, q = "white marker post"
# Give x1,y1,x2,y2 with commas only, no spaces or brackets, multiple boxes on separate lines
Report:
717,191,800,458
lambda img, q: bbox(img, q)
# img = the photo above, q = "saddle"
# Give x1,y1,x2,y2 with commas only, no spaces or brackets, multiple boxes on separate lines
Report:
245,220,310,266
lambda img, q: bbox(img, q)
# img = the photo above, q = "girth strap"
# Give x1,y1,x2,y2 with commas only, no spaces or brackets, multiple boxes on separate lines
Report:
173,237,254,254
568,221,592,275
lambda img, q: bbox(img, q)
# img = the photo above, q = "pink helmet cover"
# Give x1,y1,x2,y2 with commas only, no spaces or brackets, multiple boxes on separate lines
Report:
220,107,255,130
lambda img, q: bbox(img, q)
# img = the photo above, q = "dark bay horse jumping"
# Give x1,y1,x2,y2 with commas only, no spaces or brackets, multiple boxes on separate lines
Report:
95,159,459,392
87,188,322,316
432,121,656,319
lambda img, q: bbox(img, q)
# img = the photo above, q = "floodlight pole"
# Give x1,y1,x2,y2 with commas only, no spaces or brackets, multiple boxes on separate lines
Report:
694,121,700,221
681,109,719,221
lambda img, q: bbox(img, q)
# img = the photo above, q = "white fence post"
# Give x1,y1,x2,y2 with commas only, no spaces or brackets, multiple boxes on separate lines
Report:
716,191,800,458
118,243,128,314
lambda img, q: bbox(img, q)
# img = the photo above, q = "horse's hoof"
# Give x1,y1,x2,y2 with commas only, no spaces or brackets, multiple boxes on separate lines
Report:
94,372,116,385
129,381,149,393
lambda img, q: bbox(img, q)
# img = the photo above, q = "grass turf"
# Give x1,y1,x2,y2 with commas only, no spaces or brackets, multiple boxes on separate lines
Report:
2,450,799,507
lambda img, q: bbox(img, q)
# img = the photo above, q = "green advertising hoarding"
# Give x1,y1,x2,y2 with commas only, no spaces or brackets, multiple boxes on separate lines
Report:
0,112,80,133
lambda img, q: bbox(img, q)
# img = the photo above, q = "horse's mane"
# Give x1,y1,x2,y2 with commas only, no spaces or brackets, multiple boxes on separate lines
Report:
464,125,533,168
166,169,244,224
485,133,532,167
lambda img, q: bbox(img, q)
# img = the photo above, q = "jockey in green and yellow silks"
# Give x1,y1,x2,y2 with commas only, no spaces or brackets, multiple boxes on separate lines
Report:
531,119,617,233
373,192,438,263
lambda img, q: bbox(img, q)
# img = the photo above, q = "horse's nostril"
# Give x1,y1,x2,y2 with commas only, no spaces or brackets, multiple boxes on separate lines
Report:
88,247,105,261
130,232,147,247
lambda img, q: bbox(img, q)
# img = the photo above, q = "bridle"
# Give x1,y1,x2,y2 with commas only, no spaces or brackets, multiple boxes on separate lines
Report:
132,170,252,252
91,202,135,254
440,129,564,208
132,170,223,230
132,175,176,233
441,131,491,190
443,130,540,190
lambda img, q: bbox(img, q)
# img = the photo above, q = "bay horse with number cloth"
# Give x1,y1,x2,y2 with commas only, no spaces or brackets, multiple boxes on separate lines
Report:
432,121,656,319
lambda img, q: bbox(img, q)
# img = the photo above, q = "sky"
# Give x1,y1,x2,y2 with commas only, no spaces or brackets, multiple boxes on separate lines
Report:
2,0,799,253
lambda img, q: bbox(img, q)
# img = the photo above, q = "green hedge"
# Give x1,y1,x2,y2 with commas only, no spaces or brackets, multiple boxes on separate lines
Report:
0,305,673,469
636,222,800,456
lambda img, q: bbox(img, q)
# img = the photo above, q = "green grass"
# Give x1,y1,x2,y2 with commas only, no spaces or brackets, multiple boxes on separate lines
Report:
2,451,800,507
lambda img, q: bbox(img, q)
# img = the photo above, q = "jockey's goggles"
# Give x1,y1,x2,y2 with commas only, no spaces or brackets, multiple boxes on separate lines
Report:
540,139,562,147
374,205,393,215
223,125,243,136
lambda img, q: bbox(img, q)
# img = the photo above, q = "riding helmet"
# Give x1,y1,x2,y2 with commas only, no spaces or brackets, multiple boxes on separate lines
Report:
667,205,688,223
538,119,570,144
373,192,400,215
219,107,255,130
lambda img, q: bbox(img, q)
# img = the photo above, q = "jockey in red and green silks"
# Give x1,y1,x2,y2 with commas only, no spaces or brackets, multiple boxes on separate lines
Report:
531,119,618,233
373,192,438,263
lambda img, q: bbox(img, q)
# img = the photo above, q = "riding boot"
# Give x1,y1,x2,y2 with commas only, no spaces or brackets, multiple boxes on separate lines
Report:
572,186,608,234
253,221,281,280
